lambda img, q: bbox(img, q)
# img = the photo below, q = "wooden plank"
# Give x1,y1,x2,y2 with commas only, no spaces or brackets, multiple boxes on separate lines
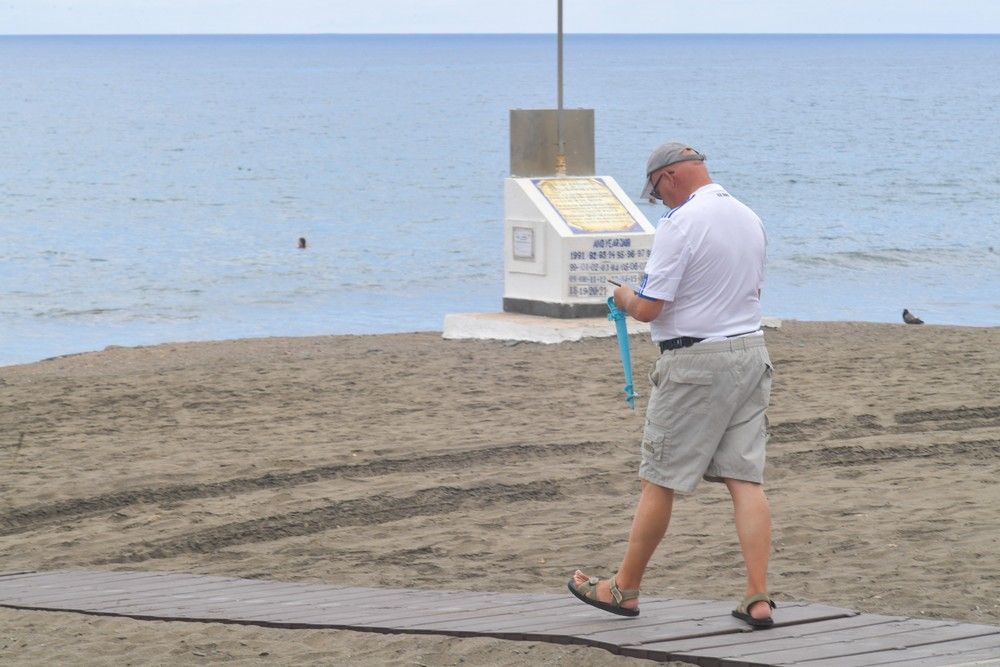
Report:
0,570,347,599
0,581,352,619
137,599,514,635
109,590,702,633
399,597,722,629
9,582,384,626
796,633,1000,667
0,573,192,606
352,595,590,627
395,599,733,641
0,570,172,594
621,614,906,660
277,593,569,626
380,601,642,636
576,603,856,654
1,570,237,596
411,601,767,648
588,620,750,656
357,600,825,648
683,618,959,658
3,573,444,624
540,601,739,636
879,648,1000,667
716,624,1000,665
78,584,351,616
575,602,836,660
220,593,562,631
93,586,437,623
0,574,278,607
0,570,100,582
270,595,575,630
65,580,405,617
91,588,529,626
144,582,382,605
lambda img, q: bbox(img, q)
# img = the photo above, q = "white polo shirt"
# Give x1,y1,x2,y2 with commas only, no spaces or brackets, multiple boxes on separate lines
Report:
637,183,766,342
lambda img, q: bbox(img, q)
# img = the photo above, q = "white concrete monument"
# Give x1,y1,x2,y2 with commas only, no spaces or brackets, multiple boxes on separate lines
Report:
502,174,655,318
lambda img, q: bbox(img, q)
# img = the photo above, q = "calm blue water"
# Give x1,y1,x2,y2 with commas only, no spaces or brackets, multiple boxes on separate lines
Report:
1,34,998,366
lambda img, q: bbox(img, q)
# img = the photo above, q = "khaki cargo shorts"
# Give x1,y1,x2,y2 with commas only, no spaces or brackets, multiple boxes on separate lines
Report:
639,336,773,494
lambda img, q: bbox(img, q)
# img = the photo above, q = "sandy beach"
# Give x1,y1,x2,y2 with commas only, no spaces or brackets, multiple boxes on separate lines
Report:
1,320,998,665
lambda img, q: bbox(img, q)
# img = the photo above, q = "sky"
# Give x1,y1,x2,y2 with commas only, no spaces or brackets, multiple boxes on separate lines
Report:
2,0,1000,35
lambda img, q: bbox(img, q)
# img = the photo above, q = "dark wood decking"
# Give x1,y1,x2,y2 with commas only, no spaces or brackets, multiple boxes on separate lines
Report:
2,570,998,666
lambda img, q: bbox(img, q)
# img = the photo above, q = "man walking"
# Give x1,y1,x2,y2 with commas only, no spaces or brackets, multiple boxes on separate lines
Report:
568,142,776,628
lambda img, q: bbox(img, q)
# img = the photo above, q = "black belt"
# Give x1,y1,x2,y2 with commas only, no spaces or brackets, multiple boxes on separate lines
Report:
659,336,705,352
659,330,760,353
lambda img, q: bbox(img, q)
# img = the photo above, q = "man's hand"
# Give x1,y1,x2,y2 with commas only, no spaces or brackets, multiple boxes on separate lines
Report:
613,285,633,310
613,285,666,323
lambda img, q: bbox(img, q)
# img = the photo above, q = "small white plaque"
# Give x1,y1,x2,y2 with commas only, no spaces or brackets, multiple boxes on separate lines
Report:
512,226,534,260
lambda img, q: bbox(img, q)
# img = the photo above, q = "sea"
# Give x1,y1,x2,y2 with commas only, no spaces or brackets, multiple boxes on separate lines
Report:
1,34,998,366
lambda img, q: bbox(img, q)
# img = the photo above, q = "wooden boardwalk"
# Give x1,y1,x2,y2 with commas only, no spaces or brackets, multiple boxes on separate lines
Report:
2,570,998,666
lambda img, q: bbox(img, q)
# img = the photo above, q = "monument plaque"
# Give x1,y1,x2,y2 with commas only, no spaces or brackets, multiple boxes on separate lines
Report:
512,226,535,260
532,178,644,234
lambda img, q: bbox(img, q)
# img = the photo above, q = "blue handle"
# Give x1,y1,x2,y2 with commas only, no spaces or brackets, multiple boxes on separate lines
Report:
607,296,637,409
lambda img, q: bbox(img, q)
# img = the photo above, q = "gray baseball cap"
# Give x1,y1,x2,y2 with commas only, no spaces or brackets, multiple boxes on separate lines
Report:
640,142,707,201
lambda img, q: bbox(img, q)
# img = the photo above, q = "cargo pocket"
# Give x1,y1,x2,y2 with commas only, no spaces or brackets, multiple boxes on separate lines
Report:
665,368,714,415
641,422,668,462
648,355,669,390
753,358,774,404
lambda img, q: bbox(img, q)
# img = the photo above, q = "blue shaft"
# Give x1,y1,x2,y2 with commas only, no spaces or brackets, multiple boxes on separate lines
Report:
607,296,637,409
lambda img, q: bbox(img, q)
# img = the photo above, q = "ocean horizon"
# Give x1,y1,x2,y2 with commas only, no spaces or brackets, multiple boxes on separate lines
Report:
1,33,998,366
5,32,999,35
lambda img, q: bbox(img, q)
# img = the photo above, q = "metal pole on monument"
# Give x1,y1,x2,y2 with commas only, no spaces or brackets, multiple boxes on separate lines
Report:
555,0,567,176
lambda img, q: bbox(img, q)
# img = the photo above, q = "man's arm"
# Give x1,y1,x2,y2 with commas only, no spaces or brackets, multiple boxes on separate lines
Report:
613,285,666,323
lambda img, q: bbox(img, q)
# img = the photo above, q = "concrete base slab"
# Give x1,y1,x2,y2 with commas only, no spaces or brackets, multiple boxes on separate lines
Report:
442,312,783,344
443,311,649,344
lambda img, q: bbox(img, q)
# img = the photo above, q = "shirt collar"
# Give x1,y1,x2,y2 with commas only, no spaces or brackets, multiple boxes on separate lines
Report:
661,183,722,219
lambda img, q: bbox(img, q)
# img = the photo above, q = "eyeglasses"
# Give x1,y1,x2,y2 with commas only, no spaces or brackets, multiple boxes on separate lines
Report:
649,171,667,201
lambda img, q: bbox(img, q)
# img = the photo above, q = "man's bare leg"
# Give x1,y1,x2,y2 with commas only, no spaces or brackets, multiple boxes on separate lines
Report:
726,478,772,620
573,480,674,610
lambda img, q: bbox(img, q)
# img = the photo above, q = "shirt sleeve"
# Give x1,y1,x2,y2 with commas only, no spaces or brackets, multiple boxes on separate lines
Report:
638,218,691,302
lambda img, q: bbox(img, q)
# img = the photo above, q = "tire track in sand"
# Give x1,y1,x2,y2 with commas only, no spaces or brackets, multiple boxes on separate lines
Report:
895,405,1000,424
773,438,1000,469
0,440,613,537
101,479,562,564
768,404,1000,443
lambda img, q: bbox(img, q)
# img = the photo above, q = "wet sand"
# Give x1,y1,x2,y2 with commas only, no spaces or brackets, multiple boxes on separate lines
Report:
1,320,998,665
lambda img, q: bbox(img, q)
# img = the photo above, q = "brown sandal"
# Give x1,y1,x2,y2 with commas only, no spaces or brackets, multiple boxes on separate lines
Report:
732,592,776,628
568,575,640,617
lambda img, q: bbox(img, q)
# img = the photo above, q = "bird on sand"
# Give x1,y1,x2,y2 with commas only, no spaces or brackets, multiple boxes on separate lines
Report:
902,309,924,325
